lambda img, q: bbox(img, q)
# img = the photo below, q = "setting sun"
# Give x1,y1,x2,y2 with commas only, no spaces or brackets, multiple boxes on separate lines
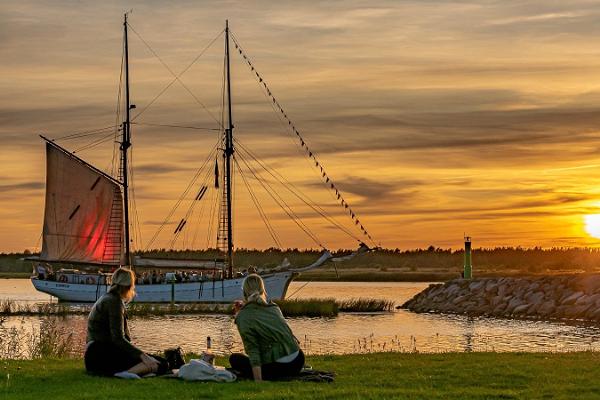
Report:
584,214,600,239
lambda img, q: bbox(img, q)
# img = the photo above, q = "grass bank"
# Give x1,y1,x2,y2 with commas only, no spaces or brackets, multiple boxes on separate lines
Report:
298,269,457,282
0,272,30,279
2,352,600,399
0,298,394,318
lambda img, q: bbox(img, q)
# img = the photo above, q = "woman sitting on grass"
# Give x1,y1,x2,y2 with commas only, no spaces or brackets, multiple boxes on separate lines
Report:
229,274,304,381
85,267,167,379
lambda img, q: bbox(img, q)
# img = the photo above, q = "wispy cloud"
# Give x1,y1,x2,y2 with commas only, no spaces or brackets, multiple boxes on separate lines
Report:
486,11,589,26
3,0,600,250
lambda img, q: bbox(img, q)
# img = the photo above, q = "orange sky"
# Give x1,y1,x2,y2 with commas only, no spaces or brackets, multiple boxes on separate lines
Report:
3,1,600,252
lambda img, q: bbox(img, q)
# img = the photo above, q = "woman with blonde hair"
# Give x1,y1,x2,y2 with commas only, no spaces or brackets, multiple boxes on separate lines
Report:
229,274,304,381
84,267,168,379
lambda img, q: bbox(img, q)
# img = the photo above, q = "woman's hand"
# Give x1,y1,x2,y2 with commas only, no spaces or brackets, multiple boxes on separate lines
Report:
233,300,244,315
140,353,160,373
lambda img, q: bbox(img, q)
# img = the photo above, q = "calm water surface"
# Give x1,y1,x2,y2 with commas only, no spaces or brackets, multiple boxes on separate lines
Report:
3,279,600,356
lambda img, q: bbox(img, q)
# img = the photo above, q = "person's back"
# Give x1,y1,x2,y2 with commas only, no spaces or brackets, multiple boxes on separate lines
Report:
85,268,167,378
235,302,299,365
229,274,303,381
87,291,132,346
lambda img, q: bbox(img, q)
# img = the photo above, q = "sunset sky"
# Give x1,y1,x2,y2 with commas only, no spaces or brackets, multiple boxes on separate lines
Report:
3,1,600,252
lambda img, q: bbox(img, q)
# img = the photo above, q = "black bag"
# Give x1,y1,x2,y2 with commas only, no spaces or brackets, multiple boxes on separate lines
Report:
164,347,185,370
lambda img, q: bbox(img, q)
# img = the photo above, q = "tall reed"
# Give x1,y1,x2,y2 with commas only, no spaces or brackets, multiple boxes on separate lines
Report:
0,318,75,359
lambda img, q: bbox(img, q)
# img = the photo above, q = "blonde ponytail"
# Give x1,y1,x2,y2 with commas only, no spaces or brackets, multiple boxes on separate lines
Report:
243,274,268,305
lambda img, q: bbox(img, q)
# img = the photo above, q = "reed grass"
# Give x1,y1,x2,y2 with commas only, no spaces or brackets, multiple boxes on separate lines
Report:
0,318,75,359
338,298,395,312
0,300,77,316
0,297,393,319
275,298,338,317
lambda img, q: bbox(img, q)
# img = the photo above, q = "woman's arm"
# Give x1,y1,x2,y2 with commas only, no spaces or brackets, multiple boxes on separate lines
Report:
106,296,144,358
236,315,264,378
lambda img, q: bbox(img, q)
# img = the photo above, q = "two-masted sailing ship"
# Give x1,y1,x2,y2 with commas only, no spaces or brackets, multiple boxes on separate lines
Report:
30,15,375,303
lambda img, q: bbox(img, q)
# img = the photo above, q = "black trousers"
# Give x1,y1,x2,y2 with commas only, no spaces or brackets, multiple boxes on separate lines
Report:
229,349,304,380
84,341,168,376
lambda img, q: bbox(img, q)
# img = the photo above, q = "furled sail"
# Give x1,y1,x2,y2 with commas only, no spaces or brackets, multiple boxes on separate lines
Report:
331,242,370,262
40,140,124,265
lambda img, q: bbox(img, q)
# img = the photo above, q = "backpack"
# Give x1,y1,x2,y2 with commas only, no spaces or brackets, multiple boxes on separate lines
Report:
164,347,185,370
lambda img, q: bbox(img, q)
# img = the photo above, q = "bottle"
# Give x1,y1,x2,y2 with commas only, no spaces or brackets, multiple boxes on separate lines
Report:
202,336,215,365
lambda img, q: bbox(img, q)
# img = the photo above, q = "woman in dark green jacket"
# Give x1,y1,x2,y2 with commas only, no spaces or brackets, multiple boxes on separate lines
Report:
229,274,304,381
85,268,167,378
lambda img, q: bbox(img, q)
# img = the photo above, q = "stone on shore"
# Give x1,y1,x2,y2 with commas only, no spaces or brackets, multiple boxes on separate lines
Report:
400,274,600,322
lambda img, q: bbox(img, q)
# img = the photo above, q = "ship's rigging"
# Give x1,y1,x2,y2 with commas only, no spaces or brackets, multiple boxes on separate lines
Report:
40,15,378,277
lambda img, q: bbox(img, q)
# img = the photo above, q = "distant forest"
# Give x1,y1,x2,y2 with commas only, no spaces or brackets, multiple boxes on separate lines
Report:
3,246,600,274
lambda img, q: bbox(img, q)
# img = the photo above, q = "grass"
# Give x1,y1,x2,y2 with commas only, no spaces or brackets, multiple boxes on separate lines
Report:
299,269,458,282
2,352,600,399
275,298,338,317
0,272,30,279
0,318,75,359
338,298,395,312
0,298,394,318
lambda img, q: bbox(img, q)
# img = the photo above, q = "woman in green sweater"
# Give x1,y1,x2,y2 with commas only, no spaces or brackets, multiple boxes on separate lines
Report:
229,274,305,381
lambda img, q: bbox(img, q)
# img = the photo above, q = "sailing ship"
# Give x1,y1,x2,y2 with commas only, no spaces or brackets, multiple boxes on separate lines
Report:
30,15,375,303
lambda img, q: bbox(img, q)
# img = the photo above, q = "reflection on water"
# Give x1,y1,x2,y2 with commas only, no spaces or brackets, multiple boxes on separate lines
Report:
3,279,600,356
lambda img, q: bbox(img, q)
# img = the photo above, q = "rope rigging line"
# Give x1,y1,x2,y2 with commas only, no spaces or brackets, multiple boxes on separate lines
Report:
190,172,212,249
230,32,376,246
144,140,220,250
286,279,313,299
72,131,120,153
127,23,224,127
235,149,323,248
131,122,221,131
169,154,216,249
233,157,283,249
50,125,120,142
234,138,362,242
112,34,126,177
128,146,144,251
206,170,220,249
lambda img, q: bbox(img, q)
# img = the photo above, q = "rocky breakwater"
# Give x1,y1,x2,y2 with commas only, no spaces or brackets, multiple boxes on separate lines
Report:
401,275,600,322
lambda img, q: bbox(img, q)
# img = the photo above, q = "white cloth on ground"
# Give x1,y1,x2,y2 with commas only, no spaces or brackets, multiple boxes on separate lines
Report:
114,371,141,379
176,359,236,382
276,350,299,363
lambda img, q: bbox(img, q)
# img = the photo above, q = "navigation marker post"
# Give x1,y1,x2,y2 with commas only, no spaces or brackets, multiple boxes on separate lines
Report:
464,236,472,279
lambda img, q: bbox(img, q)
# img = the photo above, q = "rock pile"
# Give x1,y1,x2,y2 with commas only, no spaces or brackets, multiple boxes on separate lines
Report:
401,275,600,322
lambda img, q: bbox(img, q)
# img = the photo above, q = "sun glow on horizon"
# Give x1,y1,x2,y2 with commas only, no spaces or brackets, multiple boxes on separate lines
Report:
584,214,600,239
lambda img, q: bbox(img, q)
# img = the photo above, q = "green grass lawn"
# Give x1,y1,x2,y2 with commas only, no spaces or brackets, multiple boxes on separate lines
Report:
2,352,600,399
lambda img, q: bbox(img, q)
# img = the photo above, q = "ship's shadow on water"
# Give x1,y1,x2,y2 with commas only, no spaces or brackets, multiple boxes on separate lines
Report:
3,280,600,358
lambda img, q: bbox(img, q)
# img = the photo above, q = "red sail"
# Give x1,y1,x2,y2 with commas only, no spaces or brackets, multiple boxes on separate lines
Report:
40,141,124,265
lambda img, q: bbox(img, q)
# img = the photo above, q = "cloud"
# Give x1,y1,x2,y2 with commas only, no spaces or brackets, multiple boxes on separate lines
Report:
0,181,44,191
134,163,193,175
4,0,600,250
0,181,44,199
486,11,590,26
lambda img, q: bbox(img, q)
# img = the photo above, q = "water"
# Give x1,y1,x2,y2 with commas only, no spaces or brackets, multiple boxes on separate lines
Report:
3,279,600,356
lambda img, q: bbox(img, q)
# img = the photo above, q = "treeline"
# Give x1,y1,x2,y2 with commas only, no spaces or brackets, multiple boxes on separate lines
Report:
3,246,600,273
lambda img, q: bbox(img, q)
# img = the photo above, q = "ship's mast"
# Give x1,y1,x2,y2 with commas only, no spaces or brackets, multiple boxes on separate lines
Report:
122,13,132,266
224,20,234,278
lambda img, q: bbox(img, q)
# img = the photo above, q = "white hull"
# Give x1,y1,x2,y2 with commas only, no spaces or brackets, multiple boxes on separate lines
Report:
31,272,296,303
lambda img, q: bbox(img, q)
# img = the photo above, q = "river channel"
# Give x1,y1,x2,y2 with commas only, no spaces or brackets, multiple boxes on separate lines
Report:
2,279,600,356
